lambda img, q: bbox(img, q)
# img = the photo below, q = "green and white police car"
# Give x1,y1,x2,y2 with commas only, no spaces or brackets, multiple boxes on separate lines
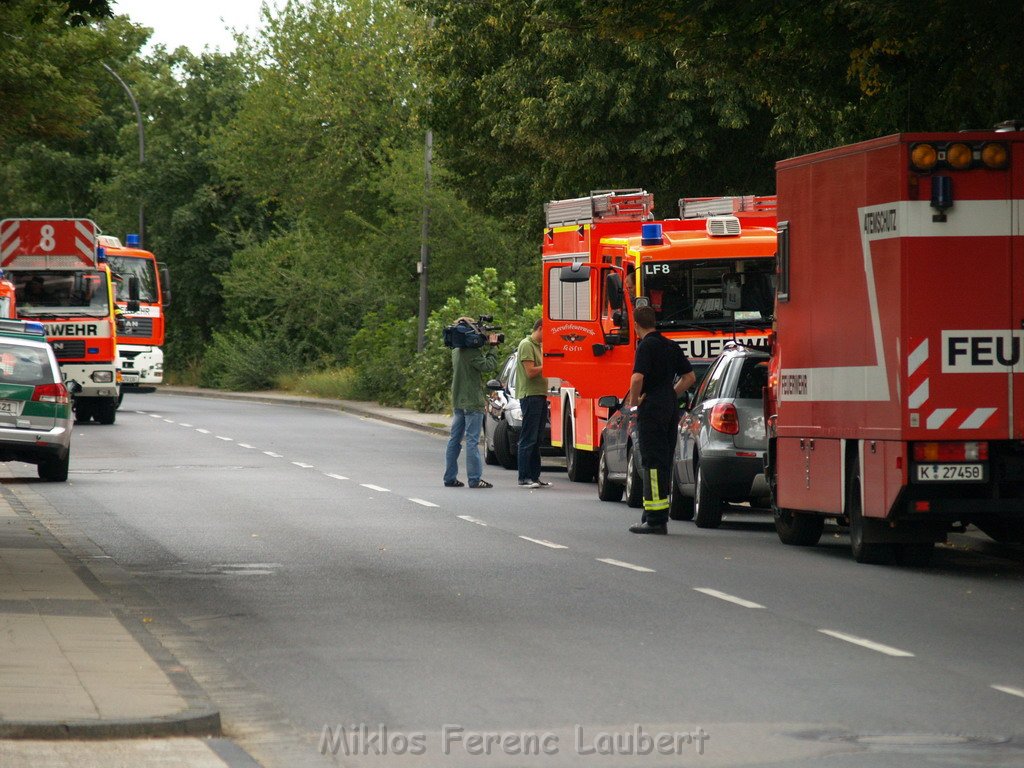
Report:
0,319,73,481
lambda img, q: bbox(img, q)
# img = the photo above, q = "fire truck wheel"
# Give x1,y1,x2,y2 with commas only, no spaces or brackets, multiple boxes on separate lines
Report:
597,444,624,502
773,507,824,546
37,450,69,482
74,399,95,423
96,398,117,425
694,464,723,528
894,542,934,567
116,390,124,409
565,420,597,483
494,419,518,470
848,472,894,564
668,472,695,521
624,445,644,508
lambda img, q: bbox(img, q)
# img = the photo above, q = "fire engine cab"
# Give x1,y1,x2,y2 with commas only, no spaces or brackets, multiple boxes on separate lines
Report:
767,127,1024,563
542,190,777,482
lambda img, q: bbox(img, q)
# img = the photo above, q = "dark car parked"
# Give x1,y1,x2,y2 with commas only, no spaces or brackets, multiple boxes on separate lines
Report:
669,343,770,527
596,362,711,508
483,352,553,470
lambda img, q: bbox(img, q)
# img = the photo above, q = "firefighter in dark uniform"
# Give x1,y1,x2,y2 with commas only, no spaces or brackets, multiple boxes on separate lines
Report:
626,305,696,534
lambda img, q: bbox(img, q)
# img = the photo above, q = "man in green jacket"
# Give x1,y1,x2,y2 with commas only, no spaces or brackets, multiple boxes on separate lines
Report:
443,319,498,488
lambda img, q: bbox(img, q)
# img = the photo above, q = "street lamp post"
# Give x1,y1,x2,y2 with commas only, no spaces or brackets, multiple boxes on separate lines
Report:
101,63,144,247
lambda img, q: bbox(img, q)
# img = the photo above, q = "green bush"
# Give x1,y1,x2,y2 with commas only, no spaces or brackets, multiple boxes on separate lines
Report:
200,327,303,391
275,367,362,400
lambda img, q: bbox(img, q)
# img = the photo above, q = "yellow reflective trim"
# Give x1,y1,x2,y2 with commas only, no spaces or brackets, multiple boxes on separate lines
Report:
551,224,590,234
601,238,631,246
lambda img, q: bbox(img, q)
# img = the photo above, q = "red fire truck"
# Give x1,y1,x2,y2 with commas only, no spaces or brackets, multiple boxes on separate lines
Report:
542,190,777,481
99,234,169,396
0,219,138,424
766,127,1024,564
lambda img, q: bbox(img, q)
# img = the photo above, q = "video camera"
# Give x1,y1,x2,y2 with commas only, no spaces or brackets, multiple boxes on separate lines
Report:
443,315,505,349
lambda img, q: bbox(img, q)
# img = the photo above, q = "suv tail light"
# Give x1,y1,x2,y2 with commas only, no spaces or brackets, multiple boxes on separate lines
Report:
913,441,988,461
32,382,69,405
710,403,739,435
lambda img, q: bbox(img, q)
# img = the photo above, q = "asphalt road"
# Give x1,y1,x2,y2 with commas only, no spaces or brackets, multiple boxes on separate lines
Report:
15,392,1024,767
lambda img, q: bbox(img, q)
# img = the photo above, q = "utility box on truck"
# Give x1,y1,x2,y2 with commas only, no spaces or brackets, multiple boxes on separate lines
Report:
767,129,1024,563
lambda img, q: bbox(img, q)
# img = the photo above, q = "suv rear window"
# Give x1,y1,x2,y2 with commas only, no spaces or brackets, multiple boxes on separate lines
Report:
735,357,769,399
0,344,55,385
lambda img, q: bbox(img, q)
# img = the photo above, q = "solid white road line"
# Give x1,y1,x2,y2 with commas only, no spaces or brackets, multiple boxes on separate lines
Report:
457,515,487,526
263,451,283,458
596,558,655,573
217,436,233,441
818,629,915,657
693,587,766,609
291,462,314,468
361,484,390,492
519,536,568,550
991,685,1024,699
324,473,348,481
196,429,210,434
237,443,255,449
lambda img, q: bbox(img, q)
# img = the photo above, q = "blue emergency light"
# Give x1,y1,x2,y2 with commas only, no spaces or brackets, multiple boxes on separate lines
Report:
641,223,664,246
96,246,107,262
125,233,141,247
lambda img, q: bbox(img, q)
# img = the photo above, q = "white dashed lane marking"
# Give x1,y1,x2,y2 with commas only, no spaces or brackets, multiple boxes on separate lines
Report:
237,443,255,449
693,588,766,609
457,516,487,526
292,462,314,468
361,484,389,492
818,629,915,657
409,499,438,508
217,436,233,441
596,558,655,573
149,414,162,419
519,536,568,550
324,473,348,481
196,429,210,434
163,419,175,423
263,451,283,458
179,423,193,427
991,685,1024,700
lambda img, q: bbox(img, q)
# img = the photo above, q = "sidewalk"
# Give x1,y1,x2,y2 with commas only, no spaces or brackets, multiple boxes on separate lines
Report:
0,473,258,766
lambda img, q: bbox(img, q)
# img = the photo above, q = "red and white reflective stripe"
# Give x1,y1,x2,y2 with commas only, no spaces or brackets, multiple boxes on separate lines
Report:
0,220,20,261
907,338,930,410
74,220,95,263
925,407,997,431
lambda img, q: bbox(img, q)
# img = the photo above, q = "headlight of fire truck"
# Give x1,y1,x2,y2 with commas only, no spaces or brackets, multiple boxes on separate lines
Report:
91,371,114,383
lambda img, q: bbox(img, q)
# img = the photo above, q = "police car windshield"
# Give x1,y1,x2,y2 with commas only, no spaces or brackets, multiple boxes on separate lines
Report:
639,258,775,329
12,271,109,317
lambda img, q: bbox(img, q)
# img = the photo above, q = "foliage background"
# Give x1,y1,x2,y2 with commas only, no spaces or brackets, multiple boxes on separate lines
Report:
0,0,1020,410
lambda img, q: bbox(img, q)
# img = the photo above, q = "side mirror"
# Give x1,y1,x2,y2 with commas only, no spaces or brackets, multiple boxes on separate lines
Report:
597,394,620,413
723,272,742,311
158,263,171,307
559,263,591,283
605,272,624,311
485,378,503,391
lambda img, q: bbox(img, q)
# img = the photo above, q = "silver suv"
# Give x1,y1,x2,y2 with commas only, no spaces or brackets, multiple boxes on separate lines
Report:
0,321,73,481
670,343,770,527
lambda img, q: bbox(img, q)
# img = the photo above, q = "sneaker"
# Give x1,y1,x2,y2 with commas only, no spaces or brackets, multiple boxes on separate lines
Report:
469,480,493,489
518,479,541,489
533,479,552,488
443,479,465,488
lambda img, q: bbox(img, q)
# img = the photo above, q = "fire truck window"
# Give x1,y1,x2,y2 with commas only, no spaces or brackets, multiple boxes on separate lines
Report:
548,267,592,321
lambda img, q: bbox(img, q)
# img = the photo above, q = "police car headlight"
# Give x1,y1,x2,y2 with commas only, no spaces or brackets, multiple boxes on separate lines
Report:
91,371,114,383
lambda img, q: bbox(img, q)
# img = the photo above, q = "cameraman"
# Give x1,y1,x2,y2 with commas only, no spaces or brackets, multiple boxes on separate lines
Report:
516,319,550,489
443,318,499,489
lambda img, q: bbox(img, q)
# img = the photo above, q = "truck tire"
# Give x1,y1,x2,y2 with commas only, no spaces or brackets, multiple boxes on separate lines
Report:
494,419,517,470
96,397,117,425
774,506,824,546
624,444,644,508
848,467,894,564
597,444,624,502
694,463,723,528
38,451,69,482
564,415,597,483
668,471,695,521
74,399,95,423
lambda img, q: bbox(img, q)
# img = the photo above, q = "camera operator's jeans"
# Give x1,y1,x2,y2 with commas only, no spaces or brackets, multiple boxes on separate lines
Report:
445,409,484,486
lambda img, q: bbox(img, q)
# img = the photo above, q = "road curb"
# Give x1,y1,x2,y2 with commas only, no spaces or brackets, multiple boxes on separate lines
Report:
154,386,451,437
0,481,223,741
